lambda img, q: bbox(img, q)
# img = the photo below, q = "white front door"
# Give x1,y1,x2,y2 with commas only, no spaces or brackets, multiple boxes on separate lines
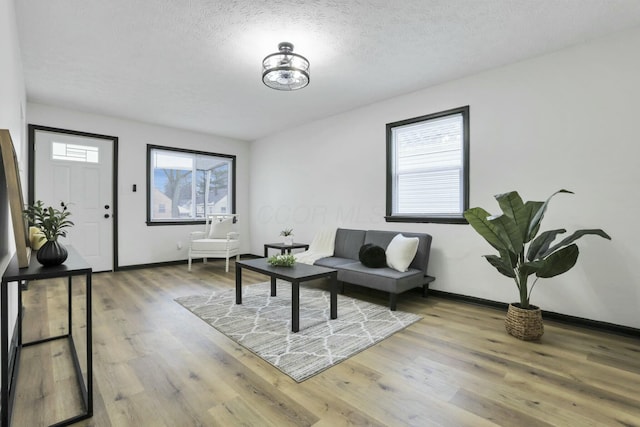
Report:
33,128,115,272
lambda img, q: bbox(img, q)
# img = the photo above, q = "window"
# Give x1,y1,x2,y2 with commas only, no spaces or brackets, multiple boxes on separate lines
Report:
147,145,235,224
52,141,99,163
386,106,469,223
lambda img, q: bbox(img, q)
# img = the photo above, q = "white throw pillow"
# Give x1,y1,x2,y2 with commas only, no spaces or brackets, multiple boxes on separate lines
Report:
208,217,234,239
385,234,419,272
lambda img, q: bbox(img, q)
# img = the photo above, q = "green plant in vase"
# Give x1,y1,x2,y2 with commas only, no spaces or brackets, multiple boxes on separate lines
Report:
463,189,610,340
280,228,294,245
24,200,74,266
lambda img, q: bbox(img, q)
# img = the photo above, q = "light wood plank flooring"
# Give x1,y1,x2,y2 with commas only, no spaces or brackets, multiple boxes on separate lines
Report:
12,260,640,426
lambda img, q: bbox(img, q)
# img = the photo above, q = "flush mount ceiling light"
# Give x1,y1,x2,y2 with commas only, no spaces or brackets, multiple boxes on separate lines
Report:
262,42,310,91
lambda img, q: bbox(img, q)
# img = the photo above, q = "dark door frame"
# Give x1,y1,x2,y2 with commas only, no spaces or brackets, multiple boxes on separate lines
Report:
27,124,119,271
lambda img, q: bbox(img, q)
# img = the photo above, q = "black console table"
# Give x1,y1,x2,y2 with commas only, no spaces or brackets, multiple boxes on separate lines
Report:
1,246,92,426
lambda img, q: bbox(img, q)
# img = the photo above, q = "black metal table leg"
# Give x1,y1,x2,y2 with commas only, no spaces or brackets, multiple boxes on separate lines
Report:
292,281,300,332
330,272,338,320
85,273,93,416
68,276,72,334
235,263,242,304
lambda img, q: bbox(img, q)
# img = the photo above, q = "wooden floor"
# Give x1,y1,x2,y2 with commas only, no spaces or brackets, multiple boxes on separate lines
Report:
11,260,640,426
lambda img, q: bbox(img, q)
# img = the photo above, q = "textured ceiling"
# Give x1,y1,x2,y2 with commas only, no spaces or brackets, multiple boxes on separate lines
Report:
15,0,640,141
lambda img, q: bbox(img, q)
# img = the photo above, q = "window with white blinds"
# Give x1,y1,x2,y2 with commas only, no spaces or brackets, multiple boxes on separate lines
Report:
386,106,469,223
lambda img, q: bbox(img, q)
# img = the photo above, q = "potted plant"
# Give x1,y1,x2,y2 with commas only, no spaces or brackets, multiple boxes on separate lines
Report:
463,190,610,340
280,228,294,246
267,254,296,267
23,200,74,266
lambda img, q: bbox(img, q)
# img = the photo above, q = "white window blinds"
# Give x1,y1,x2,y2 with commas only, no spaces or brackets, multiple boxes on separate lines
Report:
391,112,465,217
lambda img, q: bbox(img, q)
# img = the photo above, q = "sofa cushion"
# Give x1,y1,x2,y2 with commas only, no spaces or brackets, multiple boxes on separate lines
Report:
191,238,240,251
358,244,387,268
364,230,432,274
208,217,234,239
314,256,356,268
333,228,366,259
385,234,419,272
337,262,426,293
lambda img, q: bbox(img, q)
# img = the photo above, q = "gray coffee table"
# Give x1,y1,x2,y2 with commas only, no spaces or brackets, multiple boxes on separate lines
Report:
235,258,338,332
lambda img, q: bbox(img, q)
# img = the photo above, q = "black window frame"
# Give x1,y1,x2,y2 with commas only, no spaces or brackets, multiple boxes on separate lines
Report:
385,105,470,224
146,144,236,226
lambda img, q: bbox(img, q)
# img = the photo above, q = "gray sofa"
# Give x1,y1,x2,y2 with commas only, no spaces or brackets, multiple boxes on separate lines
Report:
314,228,435,310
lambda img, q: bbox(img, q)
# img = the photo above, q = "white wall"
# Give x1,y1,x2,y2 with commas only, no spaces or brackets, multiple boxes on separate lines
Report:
0,0,27,371
251,26,640,329
27,103,251,267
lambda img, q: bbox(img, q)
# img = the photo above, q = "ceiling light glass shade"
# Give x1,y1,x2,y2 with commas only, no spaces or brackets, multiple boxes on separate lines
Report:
262,42,310,91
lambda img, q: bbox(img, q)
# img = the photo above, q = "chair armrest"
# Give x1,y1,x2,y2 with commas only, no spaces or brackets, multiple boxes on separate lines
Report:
190,231,206,241
227,232,240,240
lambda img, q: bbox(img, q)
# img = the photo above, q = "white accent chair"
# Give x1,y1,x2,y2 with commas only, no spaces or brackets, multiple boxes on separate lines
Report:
188,214,240,273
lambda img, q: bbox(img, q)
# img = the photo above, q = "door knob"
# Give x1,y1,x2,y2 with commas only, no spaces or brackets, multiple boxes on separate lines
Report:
104,205,110,209
104,214,110,218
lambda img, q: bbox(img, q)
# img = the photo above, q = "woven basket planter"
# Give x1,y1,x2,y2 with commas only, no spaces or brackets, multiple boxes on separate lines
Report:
505,303,544,341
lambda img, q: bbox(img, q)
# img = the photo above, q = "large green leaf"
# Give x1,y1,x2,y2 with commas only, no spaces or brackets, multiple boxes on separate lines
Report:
521,201,544,242
496,191,532,243
519,260,546,277
484,254,516,278
527,189,573,241
536,244,579,278
496,191,524,219
488,214,523,254
463,207,513,253
527,229,566,261
505,248,519,269
540,229,612,258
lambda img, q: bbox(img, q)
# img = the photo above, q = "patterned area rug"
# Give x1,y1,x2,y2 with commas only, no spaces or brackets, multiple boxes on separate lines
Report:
175,281,422,382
